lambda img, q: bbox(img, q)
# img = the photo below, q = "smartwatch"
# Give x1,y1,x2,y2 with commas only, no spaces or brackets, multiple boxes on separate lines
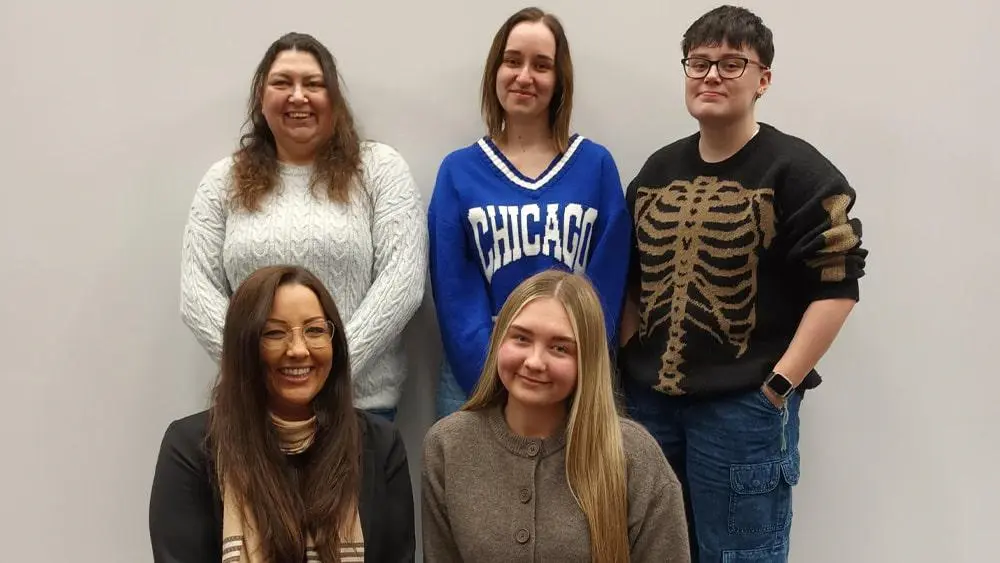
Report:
763,371,795,399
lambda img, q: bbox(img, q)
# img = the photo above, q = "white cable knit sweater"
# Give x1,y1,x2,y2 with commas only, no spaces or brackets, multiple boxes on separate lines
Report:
179,141,428,409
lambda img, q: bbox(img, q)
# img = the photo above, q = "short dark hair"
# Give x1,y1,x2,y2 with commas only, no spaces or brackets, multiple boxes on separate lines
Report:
682,5,774,67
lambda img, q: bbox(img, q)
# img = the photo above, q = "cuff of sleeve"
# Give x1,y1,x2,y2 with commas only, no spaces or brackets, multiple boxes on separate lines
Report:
808,279,860,302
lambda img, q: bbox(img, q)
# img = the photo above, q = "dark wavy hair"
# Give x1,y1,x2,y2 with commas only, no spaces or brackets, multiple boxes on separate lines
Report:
207,265,360,562
481,7,574,153
231,32,363,211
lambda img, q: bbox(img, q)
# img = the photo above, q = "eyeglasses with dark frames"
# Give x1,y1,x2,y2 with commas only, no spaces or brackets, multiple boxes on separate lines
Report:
681,56,769,79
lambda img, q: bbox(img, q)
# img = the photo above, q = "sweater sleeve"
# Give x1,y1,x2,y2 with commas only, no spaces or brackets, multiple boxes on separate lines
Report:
419,423,464,563
779,148,868,302
344,145,428,386
624,172,643,302
583,149,632,346
621,420,691,563
149,417,217,563
428,158,495,395
179,160,233,362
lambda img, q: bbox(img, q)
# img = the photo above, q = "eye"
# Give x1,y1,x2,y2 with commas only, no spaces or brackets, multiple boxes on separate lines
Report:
509,333,530,344
262,329,287,340
688,59,709,72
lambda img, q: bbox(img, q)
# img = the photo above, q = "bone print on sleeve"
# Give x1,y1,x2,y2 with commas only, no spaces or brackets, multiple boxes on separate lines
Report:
777,146,867,302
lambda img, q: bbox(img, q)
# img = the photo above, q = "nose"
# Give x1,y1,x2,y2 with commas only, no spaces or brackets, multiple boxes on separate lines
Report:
289,83,307,103
704,63,723,83
515,64,532,84
523,345,546,371
285,329,309,357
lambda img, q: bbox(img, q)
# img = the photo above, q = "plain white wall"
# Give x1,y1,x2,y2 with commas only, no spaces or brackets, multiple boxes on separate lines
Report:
1,0,997,561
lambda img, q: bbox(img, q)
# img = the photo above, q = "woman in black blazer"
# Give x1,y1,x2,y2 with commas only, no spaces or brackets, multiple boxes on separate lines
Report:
149,265,414,563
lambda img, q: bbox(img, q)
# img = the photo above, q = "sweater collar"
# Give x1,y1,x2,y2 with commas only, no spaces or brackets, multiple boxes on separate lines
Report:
486,404,567,459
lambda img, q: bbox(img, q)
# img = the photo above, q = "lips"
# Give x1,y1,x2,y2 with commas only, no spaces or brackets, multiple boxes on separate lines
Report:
278,366,312,382
518,373,549,386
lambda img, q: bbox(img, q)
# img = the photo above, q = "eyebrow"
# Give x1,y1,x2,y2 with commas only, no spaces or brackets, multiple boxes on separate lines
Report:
508,323,576,343
503,49,555,62
267,71,324,80
689,51,748,58
264,315,325,325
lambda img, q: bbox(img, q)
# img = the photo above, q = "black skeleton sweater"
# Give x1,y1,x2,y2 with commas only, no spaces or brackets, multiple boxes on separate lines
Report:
621,122,867,397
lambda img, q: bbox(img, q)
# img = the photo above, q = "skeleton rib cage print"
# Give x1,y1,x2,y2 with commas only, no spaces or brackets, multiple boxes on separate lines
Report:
634,176,776,395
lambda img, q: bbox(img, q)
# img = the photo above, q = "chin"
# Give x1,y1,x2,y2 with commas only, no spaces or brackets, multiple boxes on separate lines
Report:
503,105,544,120
689,106,733,123
510,388,564,409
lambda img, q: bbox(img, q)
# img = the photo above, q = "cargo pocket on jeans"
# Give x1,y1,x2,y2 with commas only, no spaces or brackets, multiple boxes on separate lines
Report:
721,538,789,562
728,452,800,535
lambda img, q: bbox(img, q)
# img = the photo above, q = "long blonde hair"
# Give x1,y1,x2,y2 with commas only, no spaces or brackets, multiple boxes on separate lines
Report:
463,269,629,563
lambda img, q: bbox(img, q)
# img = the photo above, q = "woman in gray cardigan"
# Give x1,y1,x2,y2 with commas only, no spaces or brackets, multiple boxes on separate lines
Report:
421,269,690,563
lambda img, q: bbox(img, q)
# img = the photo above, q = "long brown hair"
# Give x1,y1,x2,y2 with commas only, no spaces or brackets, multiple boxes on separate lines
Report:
463,269,629,563
207,265,360,562
231,32,363,211
480,7,575,153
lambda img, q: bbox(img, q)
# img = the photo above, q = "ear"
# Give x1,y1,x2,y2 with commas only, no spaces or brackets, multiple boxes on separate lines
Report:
757,67,772,98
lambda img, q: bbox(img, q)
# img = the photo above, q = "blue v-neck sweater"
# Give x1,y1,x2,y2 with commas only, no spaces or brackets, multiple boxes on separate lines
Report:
428,134,631,393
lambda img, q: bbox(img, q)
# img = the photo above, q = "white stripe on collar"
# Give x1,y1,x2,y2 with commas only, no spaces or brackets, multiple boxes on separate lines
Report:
477,135,585,191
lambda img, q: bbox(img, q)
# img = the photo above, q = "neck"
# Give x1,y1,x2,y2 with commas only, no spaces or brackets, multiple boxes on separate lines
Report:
499,115,553,153
269,410,318,455
698,116,759,163
276,143,317,166
268,400,313,422
503,398,565,439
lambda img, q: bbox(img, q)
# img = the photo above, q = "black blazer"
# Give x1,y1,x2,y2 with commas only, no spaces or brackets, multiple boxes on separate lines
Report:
148,409,415,562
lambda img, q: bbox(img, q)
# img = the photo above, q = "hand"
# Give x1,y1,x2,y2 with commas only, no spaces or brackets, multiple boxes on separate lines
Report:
761,385,786,409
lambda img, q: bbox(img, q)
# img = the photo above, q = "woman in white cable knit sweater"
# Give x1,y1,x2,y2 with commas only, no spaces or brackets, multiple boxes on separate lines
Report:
179,32,427,420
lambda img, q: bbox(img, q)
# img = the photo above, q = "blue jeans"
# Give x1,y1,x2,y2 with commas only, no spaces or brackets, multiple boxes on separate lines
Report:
623,377,802,563
365,407,397,423
435,358,468,420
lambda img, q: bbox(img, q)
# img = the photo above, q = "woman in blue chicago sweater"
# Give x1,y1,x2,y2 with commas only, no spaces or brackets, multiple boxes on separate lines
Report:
428,7,631,418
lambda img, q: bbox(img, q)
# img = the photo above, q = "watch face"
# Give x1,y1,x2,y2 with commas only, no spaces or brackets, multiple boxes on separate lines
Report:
767,373,793,395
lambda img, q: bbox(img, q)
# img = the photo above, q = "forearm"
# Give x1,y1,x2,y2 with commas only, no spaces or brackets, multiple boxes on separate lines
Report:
179,262,228,362
773,298,856,386
344,269,424,378
619,293,640,346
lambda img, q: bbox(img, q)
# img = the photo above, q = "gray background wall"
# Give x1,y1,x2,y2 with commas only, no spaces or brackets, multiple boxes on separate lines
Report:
0,0,996,561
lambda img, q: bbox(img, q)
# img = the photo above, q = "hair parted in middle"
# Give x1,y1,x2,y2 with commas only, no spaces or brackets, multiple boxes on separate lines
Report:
462,268,630,563
230,32,364,212
480,7,575,153
207,264,360,562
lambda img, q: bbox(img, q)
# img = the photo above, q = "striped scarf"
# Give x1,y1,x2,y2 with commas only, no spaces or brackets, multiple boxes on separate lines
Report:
220,413,365,562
